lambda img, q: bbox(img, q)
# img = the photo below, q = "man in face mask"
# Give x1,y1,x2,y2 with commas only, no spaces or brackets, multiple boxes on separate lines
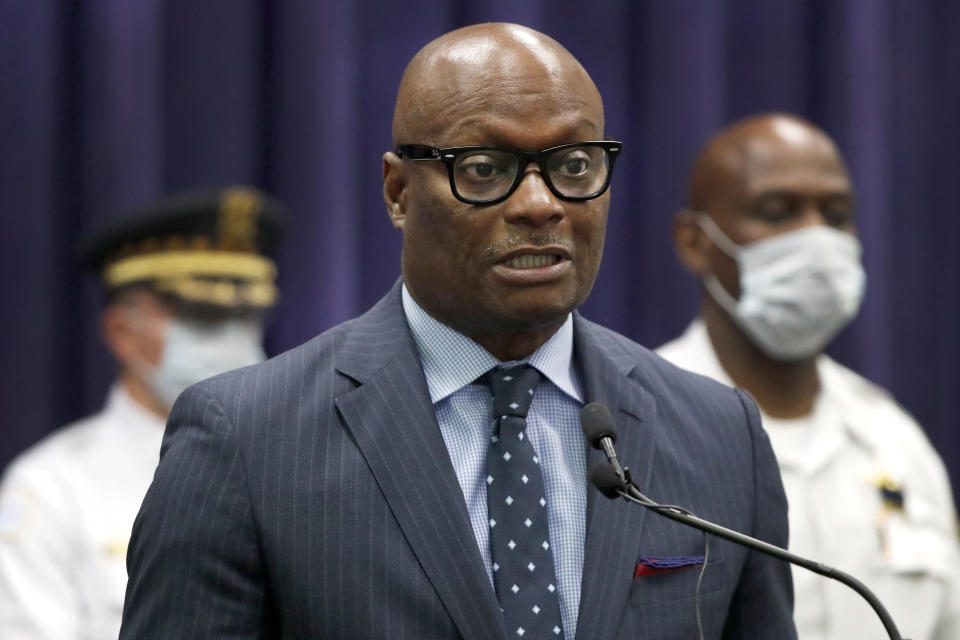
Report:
0,186,282,639
658,113,960,639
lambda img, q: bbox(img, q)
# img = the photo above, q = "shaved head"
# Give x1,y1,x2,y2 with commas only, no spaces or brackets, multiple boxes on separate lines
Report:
392,23,603,147
688,113,847,211
382,23,612,361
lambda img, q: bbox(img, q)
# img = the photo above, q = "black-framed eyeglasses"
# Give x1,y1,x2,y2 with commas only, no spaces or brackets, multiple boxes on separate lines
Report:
395,140,622,205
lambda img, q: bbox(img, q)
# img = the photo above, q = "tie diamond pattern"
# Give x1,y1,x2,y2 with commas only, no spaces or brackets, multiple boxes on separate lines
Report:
487,365,563,638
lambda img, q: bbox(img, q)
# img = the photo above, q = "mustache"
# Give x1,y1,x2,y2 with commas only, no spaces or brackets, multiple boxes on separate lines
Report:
482,234,574,260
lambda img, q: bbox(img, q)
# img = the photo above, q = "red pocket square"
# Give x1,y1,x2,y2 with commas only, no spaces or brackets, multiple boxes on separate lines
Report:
634,555,706,578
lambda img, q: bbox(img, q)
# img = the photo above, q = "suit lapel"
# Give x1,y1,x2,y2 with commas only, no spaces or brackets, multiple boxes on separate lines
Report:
573,316,659,638
333,285,506,640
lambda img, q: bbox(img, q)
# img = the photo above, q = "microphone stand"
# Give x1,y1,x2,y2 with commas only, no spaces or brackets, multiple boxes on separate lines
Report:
608,465,908,640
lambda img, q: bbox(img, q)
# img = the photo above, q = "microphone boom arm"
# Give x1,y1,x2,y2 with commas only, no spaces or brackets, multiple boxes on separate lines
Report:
578,401,907,640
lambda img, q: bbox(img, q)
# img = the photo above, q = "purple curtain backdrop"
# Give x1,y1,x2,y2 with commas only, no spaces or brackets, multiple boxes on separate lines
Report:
2,1,958,504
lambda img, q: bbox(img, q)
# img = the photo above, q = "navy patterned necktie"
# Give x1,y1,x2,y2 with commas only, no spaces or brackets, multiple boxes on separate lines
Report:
486,365,563,638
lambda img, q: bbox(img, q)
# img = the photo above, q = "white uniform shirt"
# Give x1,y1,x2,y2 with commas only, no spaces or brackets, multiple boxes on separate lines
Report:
658,319,960,640
0,385,165,640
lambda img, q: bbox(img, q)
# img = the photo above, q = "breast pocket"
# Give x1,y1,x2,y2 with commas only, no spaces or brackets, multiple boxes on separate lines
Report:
868,520,956,639
630,559,726,606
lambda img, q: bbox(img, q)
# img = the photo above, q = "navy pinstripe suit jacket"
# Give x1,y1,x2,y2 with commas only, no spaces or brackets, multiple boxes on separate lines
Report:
120,283,796,639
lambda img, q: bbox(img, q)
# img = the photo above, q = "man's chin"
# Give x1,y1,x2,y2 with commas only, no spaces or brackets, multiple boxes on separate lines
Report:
495,297,579,332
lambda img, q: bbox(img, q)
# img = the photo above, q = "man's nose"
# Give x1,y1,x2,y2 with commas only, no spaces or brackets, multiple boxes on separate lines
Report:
502,165,565,225
797,204,830,228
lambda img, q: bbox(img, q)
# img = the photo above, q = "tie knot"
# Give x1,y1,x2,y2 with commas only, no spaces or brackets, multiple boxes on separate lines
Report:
489,365,541,418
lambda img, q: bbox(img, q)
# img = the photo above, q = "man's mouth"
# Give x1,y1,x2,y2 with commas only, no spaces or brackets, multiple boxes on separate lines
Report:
502,254,563,269
493,246,573,286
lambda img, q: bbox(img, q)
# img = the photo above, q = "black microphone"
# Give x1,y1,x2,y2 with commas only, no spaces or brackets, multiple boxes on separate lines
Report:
588,461,624,499
579,402,908,640
579,403,627,484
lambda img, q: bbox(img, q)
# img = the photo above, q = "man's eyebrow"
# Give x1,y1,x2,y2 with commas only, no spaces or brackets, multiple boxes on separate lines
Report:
751,187,853,199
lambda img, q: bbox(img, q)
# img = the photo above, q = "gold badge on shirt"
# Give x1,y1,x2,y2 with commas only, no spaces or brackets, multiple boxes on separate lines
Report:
104,538,129,557
873,472,905,513
871,470,906,558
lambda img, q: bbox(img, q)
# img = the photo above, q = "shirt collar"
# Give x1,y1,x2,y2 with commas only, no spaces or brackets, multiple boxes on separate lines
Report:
401,284,582,404
696,319,731,379
681,318,875,467
107,383,167,433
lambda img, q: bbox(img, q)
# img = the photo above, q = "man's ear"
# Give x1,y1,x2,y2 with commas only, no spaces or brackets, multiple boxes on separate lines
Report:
100,303,137,366
672,209,712,276
383,151,407,230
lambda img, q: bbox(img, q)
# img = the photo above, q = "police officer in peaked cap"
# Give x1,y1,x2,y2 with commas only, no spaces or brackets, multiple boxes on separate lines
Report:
0,186,284,639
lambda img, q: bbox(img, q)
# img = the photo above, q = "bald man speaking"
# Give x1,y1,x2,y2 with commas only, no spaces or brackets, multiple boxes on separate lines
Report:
659,113,960,639
121,26,796,639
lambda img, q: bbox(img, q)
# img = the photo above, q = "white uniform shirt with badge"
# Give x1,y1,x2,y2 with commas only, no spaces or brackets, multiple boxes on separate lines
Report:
0,384,164,640
657,319,960,640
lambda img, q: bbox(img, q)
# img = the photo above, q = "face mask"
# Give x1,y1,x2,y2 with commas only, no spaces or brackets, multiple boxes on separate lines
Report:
697,215,867,361
130,316,266,411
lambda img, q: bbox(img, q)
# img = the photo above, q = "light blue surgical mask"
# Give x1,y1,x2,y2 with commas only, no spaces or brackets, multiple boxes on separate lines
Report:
131,316,265,411
698,214,867,361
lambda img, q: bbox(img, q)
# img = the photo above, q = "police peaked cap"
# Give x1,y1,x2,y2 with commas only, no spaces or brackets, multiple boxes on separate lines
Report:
80,186,284,309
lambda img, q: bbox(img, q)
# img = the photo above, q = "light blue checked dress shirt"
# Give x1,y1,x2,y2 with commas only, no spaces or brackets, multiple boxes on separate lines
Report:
401,285,587,639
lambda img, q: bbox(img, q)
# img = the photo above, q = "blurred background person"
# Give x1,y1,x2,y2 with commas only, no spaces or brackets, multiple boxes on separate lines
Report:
0,186,284,639
658,112,960,640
